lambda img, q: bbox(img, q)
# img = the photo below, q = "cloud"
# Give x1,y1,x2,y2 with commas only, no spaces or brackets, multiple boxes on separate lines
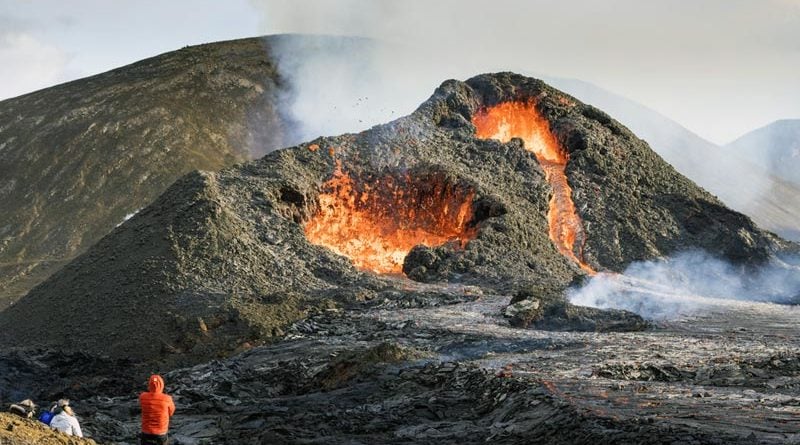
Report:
0,16,68,100
567,250,800,319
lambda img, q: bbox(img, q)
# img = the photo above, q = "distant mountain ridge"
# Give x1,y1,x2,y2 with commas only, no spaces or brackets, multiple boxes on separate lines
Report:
546,77,800,242
725,119,800,186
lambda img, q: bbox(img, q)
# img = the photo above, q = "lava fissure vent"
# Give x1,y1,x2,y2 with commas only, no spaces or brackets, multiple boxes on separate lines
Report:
473,101,595,274
304,162,479,274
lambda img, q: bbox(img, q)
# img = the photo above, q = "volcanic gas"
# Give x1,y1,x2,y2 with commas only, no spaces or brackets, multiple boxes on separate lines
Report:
473,101,595,274
304,162,478,274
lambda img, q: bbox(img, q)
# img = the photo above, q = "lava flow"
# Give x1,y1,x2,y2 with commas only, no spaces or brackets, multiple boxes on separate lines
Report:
304,162,477,274
473,101,595,274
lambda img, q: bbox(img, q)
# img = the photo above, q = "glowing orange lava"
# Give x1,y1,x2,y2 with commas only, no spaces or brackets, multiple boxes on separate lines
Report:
304,162,477,274
473,101,595,274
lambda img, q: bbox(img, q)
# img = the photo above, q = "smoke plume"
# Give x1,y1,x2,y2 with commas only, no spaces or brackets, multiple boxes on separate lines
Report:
568,250,800,319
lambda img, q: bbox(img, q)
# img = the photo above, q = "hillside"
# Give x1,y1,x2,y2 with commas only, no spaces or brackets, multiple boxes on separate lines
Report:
3,36,798,311
726,119,800,186
0,36,296,307
0,413,97,445
0,72,787,365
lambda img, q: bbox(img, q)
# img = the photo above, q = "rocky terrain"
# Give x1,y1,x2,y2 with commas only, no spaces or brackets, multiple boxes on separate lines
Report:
1,72,787,363
0,36,298,307
2,286,800,444
1,72,797,444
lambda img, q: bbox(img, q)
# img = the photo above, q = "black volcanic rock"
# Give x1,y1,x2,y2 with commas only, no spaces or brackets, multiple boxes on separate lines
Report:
0,73,788,364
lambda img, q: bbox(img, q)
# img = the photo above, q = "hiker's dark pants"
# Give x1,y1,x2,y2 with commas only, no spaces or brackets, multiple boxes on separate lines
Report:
138,433,169,445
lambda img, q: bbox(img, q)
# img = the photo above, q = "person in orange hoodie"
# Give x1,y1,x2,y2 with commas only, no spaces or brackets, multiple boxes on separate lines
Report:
138,374,175,445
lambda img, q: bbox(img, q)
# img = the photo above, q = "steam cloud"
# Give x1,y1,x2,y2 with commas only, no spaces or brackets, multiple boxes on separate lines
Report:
251,0,800,144
0,17,68,101
268,35,448,143
568,250,800,319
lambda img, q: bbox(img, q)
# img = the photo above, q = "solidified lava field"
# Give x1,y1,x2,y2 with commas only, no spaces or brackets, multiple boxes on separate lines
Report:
5,284,799,444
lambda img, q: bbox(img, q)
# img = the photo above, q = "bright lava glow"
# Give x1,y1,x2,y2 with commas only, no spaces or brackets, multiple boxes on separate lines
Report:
304,162,477,274
473,101,595,274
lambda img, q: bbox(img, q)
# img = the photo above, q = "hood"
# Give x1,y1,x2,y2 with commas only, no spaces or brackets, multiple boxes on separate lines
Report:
148,374,164,393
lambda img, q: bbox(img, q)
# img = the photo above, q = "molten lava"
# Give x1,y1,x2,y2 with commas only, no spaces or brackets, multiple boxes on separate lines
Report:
473,101,595,274
304,162,477,274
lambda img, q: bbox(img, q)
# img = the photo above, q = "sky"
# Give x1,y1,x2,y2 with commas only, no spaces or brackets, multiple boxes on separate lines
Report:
0,0,798,144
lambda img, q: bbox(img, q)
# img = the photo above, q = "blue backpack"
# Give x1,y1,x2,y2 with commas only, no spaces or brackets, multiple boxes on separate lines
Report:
38,410,54,425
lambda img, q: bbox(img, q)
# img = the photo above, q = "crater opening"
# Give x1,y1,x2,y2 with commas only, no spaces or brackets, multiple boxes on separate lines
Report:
304,163,480,274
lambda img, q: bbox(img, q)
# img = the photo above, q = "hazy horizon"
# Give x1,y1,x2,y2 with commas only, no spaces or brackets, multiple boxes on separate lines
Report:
1,0,798,144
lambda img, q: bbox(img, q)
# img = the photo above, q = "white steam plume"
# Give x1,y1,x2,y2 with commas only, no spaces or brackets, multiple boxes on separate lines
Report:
568,250,800,319
268,35,452,142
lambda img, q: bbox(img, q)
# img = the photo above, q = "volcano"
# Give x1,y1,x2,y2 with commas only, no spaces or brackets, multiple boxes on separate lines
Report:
0,72,786,365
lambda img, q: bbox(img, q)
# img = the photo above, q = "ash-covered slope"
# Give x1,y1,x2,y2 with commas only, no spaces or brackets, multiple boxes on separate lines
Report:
0,73,785,363
0,36,295,306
